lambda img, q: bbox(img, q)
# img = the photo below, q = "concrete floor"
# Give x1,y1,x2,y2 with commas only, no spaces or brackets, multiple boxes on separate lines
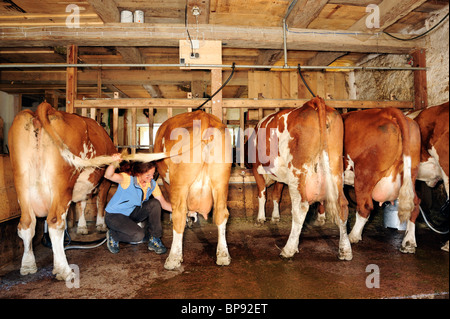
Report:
0,208,448,300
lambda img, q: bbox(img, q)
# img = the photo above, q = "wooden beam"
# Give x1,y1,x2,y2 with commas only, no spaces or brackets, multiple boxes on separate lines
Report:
66,44,77,113
86,0,120,23
348,0,429,31
411,48,428,110
0,69,228,86
74,98,414,110
0,23,424,54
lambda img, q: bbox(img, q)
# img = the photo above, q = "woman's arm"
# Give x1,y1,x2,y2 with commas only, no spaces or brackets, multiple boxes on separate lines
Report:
104,153,124,184
154,194,172,212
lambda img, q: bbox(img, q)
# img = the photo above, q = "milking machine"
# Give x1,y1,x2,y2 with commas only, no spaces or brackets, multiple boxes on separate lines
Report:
41,220,106,251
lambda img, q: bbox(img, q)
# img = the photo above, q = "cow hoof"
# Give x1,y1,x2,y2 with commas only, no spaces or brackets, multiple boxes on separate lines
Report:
441,241,449,252
270,217,280,224
348,233,362,244
216,255,231,266
280,248,297,259
77,226,88,235
400,244,416,254
20,264,37,276
255,219,265,227
53,266,75,281
338,249,353,261
164,256,183,270
96,224,107,233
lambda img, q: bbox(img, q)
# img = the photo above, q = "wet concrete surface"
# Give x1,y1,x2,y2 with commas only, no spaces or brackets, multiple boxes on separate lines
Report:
0,211,448,300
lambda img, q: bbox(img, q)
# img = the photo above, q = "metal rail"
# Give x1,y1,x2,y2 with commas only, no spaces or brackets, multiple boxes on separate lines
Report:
0,63,427,71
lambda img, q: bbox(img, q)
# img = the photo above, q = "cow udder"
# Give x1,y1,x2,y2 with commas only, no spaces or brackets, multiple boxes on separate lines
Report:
186,173,214,219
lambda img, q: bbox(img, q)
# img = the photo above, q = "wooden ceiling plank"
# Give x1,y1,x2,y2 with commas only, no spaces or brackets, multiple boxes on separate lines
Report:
286,0,329,28
348,0,429,31
87,0,120,23
187,0,210,25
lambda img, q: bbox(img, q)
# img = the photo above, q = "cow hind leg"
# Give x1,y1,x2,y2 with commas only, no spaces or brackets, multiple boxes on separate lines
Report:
400,220,417,254
48,204,75,281
348,190,373,243
164,188,188,270
280,186,308,259
253,169,267,225
271,182,283,224
76,201,88,235
96,179,110,232
213,189,231,266
18,211,37,276
348,212,369,244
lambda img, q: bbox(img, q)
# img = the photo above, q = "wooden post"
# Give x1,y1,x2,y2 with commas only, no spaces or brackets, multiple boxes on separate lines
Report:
148,107,154,152
113,92,119,147
91,69,101,121
131,108,137,155
411,49,428,110
211,68,223,120
66,44,77,113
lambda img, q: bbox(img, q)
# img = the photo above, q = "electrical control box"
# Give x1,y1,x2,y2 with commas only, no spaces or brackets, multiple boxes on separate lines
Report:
179,40,222,69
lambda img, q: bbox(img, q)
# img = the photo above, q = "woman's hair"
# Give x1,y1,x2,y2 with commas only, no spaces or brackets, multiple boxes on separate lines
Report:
119,161,156,176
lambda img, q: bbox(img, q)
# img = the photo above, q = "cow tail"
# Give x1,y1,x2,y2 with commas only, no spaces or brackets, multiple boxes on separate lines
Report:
316,97,340,225
392,109,415,222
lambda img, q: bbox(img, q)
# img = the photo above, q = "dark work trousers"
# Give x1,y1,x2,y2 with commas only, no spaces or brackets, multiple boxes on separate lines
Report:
105,197,163,243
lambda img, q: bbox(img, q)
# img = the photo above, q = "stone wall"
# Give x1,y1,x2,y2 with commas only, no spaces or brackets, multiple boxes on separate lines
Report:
348,7,449,106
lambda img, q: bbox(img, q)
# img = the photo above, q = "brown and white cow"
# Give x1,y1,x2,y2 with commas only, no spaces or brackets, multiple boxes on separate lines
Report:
249,97,352,261
342,108,421,253
154,110,232,270
8,102,116,280
409,102,449,252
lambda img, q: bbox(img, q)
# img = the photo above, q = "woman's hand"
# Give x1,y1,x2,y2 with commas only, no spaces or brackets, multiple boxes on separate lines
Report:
112,153,122,162
104,153,124,183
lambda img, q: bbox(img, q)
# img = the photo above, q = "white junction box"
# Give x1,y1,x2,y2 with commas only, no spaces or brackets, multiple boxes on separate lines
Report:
179,40,222,69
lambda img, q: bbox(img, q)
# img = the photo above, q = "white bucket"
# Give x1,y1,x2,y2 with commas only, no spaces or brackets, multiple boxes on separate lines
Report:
383,200,407,230
134,10,144,23
120,10,133,23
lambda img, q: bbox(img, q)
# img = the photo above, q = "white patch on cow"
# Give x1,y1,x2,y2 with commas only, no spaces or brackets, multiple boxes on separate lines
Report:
164,230,184,270
96,212,106,232
348,213,369,243
257,191,266,223
271,200,280,223
49,212,75,281
80,141,96,159
18,221,37,276
76,200,88,235
429,146,449,196
400,220,417,254
417,146,444,188
338,219,352,260
216,219,231,266
72,167,96,202
344,154,355,186
280,185,307,258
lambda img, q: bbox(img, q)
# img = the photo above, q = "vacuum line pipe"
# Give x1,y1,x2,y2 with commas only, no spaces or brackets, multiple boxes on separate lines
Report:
0,63,427,71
